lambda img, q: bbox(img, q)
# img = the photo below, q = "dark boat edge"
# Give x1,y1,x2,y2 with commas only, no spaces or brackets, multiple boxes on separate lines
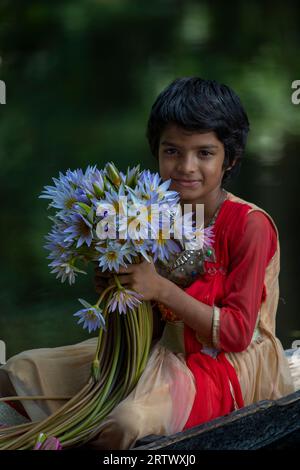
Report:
133,388,300,450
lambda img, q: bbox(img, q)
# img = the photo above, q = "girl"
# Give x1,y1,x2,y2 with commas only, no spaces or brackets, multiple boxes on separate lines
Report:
0,77,295,449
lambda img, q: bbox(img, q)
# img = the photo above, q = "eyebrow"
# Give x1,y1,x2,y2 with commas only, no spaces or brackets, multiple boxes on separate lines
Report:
160,140,219,150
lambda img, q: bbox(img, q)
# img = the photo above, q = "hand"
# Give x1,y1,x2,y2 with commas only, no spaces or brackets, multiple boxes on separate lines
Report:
116,259,163,302
94,266,114,295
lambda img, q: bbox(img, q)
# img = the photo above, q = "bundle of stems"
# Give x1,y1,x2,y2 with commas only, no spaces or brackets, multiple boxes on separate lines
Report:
0,285,153,450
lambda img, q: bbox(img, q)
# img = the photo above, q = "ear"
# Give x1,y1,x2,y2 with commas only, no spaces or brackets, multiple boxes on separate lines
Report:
225,159,237,171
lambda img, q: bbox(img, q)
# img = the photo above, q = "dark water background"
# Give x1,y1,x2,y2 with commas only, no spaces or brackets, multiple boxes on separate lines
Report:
0,0,299,358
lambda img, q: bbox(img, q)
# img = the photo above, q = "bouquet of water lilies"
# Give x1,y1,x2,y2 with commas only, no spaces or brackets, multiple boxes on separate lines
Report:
0,162,209,450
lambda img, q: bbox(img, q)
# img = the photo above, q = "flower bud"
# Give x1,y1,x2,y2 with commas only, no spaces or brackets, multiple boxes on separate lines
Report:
105,162,121,187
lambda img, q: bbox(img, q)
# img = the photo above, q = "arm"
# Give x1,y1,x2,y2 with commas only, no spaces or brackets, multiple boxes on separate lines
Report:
157,278,214,343
213,211,277,352
156,211,277,352
116,211,276,352
117,261,214,343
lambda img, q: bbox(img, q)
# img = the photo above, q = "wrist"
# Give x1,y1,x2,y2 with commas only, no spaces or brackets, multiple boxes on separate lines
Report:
154,276,173,304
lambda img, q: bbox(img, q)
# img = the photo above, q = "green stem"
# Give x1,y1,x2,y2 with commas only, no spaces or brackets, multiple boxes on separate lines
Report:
92,290,114,380
0,380,94,449
0,293,154,450
95,284,115,307
130,309,141,383
59,312,122,441
113,274,123,290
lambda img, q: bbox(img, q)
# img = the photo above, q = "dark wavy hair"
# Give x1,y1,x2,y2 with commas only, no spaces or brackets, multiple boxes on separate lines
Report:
146,77,250,184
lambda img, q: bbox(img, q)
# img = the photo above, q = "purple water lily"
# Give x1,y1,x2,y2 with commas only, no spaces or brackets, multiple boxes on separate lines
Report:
74,298,106,333
40,164,195,333
63,213,93,248
40,174,88,212
34,433,62,450
108,289,143,314
151,235,181,263
96,241,130,272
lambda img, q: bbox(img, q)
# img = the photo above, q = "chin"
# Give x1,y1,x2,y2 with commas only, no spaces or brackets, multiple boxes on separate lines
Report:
178,188,203,198
178,193,198,204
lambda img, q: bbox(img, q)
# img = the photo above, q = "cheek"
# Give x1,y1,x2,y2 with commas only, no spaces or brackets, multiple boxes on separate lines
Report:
204,159,225,178
158,156,172,178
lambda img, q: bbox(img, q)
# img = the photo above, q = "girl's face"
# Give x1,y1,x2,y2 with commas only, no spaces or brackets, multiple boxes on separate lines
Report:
158,123,226,205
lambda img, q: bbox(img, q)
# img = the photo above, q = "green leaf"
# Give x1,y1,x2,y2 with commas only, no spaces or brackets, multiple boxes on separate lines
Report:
72,266,87,274
78,298,92,309
92,183,104,198
105,162,121,186
77,202,92,214
87,208,94,223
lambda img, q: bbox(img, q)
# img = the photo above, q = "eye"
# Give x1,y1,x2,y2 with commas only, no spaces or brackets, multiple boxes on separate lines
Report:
164,148,179,156
199,150,212,158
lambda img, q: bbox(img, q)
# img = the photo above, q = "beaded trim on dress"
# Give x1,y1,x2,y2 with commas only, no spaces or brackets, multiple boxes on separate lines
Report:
155,190,228,288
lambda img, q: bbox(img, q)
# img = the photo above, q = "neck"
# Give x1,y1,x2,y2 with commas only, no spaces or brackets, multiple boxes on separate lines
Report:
204,187,225,226
180,186,225,226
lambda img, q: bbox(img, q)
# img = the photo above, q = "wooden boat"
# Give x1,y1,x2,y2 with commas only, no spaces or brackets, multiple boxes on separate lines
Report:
134,348,300,450
134,389,300,450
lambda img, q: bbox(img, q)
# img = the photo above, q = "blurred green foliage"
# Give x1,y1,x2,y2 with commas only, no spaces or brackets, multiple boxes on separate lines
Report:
0,0,299,356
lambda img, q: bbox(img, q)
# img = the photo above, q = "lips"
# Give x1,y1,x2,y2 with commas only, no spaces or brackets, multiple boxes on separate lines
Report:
172,179,202,188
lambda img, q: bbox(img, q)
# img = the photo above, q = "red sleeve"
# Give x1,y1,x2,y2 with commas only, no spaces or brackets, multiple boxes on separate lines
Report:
217,211,277,353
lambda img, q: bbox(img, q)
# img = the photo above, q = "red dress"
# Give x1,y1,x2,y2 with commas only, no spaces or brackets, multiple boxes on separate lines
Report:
160,197,278,429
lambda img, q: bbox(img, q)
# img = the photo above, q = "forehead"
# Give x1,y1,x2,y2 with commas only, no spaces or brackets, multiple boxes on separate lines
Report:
159,123,221,148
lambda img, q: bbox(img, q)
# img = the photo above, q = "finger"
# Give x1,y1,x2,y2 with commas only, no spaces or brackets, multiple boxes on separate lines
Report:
94,282,108,293
94,269,107,279
114,274,132,286
94,267,112,278
94,278,108,287
95,274,111,282
95,285,104,294
117,265,132,274
94,274,109,284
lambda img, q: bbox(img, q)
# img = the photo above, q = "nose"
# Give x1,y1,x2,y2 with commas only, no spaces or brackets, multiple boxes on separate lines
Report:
176,153,198,174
